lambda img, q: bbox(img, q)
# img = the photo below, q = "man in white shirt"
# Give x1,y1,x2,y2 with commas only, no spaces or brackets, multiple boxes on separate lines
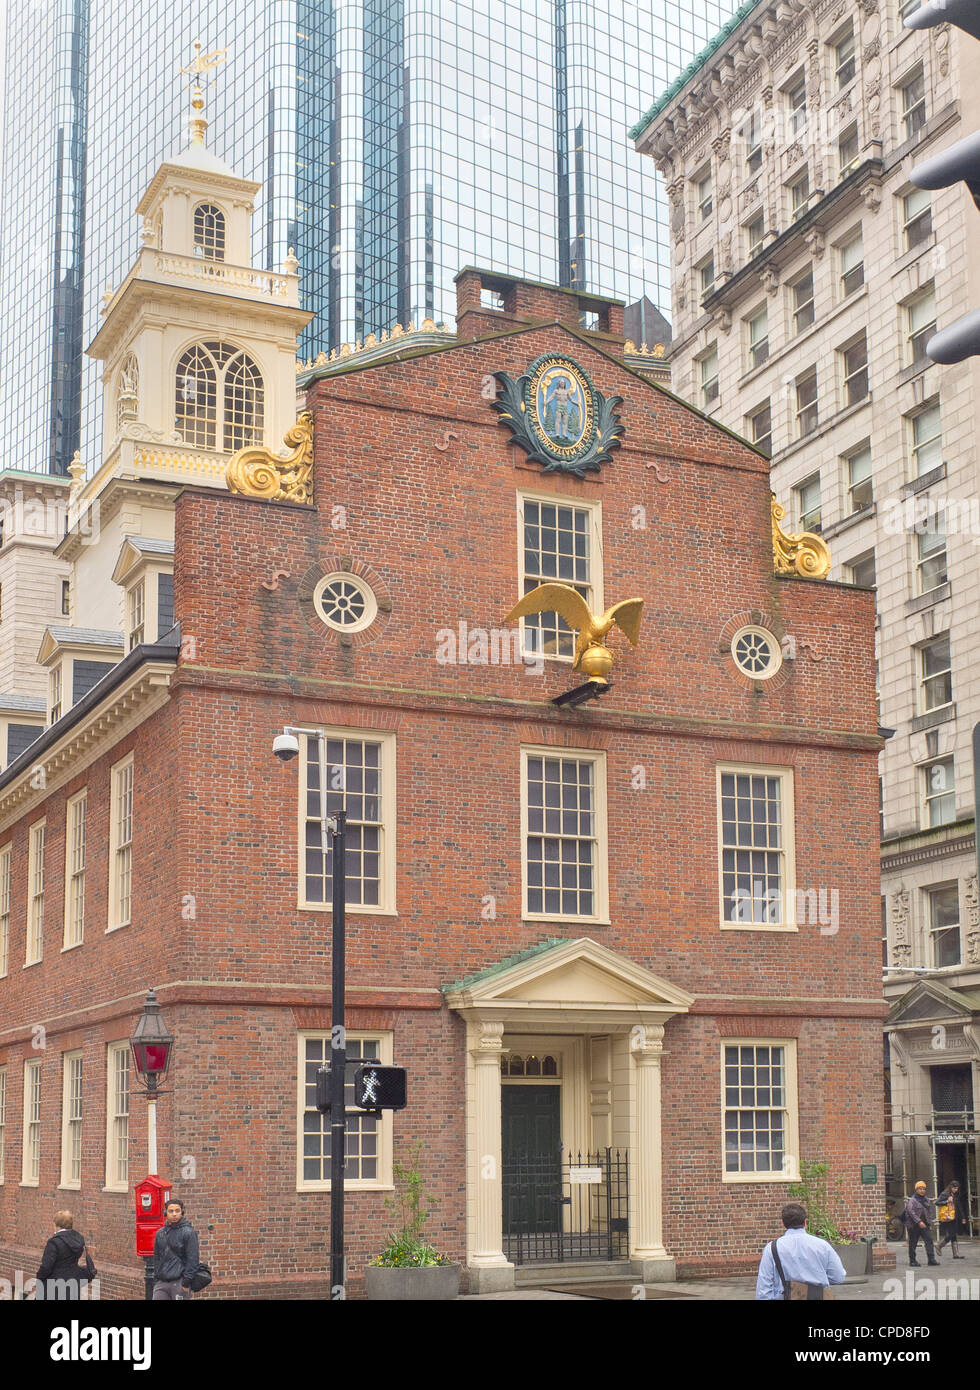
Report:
755,1202,848,1300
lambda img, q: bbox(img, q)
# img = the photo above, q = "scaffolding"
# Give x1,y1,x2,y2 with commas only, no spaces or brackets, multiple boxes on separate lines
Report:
885,1109,978,1235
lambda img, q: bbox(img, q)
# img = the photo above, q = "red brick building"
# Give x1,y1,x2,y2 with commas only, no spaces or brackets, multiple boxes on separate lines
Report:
0,128,885,1297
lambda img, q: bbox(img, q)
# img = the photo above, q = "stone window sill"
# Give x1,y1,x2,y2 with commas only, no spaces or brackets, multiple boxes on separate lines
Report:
906,583,950,615
910,704,955,733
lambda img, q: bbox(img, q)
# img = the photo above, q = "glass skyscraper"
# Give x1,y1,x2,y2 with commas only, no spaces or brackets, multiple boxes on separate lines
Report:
0,0,738,475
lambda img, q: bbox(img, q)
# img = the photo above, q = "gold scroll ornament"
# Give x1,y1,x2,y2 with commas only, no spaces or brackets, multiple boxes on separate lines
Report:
226,412,314,504
771,494,831,579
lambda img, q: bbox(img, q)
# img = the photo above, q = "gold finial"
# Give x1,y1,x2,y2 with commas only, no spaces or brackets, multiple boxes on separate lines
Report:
68,451,85,491
180,42,227,146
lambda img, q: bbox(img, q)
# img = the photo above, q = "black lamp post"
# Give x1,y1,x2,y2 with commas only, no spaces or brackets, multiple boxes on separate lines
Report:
130,988,175,1299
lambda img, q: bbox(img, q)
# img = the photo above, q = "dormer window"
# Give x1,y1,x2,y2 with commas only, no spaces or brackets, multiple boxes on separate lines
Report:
50,666,62,724
193,203,226,261
175,341,264,452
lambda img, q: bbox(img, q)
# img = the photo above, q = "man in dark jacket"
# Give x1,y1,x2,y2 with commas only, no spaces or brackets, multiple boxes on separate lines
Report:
903,1180,940,1267
36,1210,90,1299
152,1199,199,1300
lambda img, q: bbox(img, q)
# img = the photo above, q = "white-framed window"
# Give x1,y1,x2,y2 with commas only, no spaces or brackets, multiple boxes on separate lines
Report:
60,1051,82,1188
731,627,782,680
795,369,818,437
518,493,602,662
22,1059,41,1185
105,1043,130,1191
192,203,226,261
717,765,796,931
848,551,876,590
61,579,70,617
108,756,134,931
746,305,769,371
790,266,815,334
297,1032,393,1190
0,844,9,978
128,580,145,650
695,167,713,220
918,634,952,713
27,820,45,964
926,884,960,967
795,474,821,531
790,170,810,219
746,214,765,259
741,110,763,174
909,401,942,477
787,74,807,137
834,25,856,89
721,1040,799,1181
906,289,936,368
838,123,859,178
521,746,608,923
845,441,873,512
839,230,864,297
313,573,378,634
747,400,772,457
64,791,86,949
900,67,926,141
841,334,869,407
50,665,62,724
299,729,396,914
923,757,955,828
700,345,720,407
174,340,264,453
916,513,947,593
0,1066,6,1183
698,253,716,299
903,187,932,251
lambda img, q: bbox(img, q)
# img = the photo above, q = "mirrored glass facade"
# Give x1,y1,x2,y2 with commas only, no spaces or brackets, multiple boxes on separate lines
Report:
0,0,738,475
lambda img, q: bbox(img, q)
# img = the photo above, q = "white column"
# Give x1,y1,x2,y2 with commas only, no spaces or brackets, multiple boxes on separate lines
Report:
630,1024,669,1264
466,1021,513,1287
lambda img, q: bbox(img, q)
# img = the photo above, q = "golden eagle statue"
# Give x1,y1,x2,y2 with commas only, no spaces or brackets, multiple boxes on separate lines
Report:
505,583,643,686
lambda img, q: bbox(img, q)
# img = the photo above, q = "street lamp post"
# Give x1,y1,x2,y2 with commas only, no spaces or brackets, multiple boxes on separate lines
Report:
130,988,175,1300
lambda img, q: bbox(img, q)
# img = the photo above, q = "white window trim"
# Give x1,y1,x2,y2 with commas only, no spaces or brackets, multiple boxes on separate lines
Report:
297,728,397,915
59,1051,83,1190
925,883,961,969
520,745,610,925
917,635,952,716
21,1058,41,1186
107,753,134,932
26,819,45,965
720,1039,800,1183
515,490,604,665
104,1042,130,1192
296,1030,394,1192
909,402,942,478
716,764,797,932
0,843,10,978
63,790,86,951
921,756,955,829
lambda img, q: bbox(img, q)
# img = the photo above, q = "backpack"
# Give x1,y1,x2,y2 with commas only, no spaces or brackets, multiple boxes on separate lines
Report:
186,1261,212,1293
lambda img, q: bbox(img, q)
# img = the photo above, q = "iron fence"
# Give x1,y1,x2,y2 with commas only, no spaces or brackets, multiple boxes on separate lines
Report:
502,1147,629,1265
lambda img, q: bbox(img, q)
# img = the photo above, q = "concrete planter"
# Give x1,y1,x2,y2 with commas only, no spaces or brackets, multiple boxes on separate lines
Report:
833,1241,870,1278
364,1264,461,1301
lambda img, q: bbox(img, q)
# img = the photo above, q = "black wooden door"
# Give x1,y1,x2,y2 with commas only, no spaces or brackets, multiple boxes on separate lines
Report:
502,1085,561,1234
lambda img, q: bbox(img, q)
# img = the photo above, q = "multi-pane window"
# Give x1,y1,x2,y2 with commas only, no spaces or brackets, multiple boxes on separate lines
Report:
50,665,62,724
791,268,815,334
174,341,264,453
747,401,772,457
882,896,889,969
928,885,960,967
910,402,942,476
838,123,859,177
787,76,807,136
923,757,955,827
23,1060,41,1184
903,187,932,251
698,253,716,299
0,1067,5,1183
520,497,597,660
106,1044,130,1189
300,1034,388,1187
61,579,70,617
64,792,86,948
845,442,873,511
919,634,952,712
27,821,44,964
128,581,145,650
524,751,604,920
834,27,856,88
696,169,713,220
192,203,226,261
839,231,864,296
718,770,790,926
302,733,390,910
848,551,876,590
747,306,769,370
746,214,765,259
700,347,719,407
906,291,936,368
0,845,8,977
795,369,818,436
841,335,869,406
109,758,134,929
901,69,927,141
742,111,763,174
723,1044,789,1175
790,171,810,219
796,474,821,531
61,1052,83,1187
916,514,947,593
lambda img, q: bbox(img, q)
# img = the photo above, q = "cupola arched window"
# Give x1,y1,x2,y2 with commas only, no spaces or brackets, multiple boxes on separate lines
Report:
193,203,226,261
174,341,264,452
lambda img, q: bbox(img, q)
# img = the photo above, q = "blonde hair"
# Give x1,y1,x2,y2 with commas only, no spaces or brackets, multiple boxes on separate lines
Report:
54,1210,74,1229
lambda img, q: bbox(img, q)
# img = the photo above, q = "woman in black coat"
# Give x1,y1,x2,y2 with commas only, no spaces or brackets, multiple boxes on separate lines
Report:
36,1210,90,1298
936,1181,968,1258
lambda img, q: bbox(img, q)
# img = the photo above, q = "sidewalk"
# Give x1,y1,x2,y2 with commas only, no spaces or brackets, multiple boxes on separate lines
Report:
461,1238,980,1300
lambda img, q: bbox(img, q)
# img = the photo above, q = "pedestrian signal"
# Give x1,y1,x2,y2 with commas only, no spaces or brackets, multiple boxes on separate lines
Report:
353,1065,407,1111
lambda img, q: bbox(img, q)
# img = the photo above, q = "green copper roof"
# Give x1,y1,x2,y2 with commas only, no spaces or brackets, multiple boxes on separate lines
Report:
442,937,568,994
630,0,764,141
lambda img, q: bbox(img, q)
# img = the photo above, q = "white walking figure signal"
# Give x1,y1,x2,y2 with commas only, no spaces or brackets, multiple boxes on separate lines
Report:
361,1069,380,1104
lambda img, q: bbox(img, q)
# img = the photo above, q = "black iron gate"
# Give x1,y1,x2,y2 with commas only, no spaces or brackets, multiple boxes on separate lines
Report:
502,1148,629,1264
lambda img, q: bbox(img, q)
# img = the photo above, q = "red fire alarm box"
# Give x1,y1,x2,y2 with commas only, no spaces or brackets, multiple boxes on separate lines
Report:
134,1175,172,1257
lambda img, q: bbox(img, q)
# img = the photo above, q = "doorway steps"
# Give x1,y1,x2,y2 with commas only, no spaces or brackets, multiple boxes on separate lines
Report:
514,1260,637,1288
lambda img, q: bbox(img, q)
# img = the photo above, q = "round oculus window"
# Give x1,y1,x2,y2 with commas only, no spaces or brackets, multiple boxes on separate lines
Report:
730,626,782,679
313,573,378,633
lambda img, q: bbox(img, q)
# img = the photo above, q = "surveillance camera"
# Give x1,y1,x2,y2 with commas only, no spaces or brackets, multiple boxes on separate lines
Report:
273,732,300,762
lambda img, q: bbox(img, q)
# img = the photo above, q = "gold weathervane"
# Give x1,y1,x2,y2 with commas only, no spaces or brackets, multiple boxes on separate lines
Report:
180,42,228,145
505,583,643,687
